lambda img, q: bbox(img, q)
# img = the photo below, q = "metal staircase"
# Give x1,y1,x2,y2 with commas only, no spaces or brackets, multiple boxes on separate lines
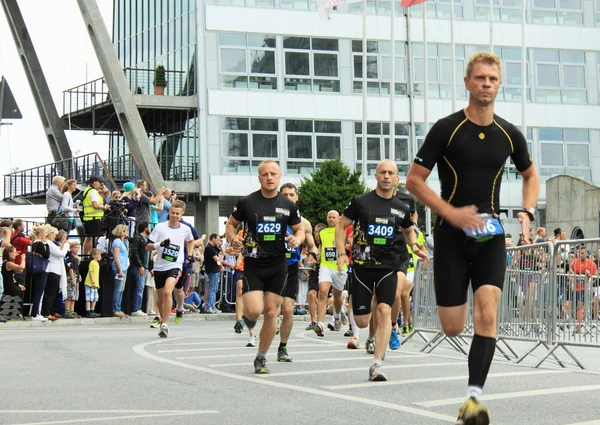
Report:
3,152,154,201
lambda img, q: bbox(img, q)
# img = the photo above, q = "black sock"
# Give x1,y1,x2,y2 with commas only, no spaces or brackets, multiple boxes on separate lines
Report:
278,342,287,350
468,334,496,388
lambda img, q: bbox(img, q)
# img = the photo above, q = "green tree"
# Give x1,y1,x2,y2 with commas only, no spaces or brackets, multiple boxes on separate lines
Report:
297,159,368,226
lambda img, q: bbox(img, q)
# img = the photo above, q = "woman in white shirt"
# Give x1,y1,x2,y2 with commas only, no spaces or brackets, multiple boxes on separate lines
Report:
41,227,70,320
60,179,81,234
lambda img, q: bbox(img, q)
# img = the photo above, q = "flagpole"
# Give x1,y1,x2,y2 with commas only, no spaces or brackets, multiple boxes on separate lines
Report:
390,0,396,162
521,0,526,140
361,0,368,180
423,2,431,235
450,0,456,112
490,0,494,50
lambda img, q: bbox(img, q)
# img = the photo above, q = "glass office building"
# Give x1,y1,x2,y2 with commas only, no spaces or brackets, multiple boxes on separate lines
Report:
112,0,600,227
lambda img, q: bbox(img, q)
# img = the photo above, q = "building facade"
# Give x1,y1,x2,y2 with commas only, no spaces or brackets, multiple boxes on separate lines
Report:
111,0,600,235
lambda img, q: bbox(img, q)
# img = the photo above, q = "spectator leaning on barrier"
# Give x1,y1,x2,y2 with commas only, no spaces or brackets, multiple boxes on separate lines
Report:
46,176,65,224
82,176,111,255
129,220,151,317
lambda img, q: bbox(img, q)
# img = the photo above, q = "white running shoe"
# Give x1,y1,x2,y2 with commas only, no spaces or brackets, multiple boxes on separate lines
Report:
246,334,257,347
32,315,48,322
131,310,146,317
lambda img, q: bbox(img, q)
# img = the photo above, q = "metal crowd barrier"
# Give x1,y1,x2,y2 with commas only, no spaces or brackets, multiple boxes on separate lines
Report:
408,239,600,369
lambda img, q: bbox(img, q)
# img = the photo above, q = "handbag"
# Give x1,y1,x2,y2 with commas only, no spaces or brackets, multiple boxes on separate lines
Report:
51,211,70,231
26,251,49,274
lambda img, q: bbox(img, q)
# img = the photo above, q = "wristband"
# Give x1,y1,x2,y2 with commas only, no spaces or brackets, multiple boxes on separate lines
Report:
217,261,222,266
521,207,535,221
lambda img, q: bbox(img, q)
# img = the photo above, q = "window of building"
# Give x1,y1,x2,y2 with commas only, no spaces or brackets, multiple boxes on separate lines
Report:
285,120,342,174
283,37,340,92
538,128,591,181
409,0,464,19
218,33,277,90
221,117,279,173
412,43,466,99
348,0,404,16
534,49,586,104
355,122,412,177
493,46,530,101
280,0,316,10
595,0,600,25
474,0,522,22
217,0,274,6
532,0,583,25
351,40,408,95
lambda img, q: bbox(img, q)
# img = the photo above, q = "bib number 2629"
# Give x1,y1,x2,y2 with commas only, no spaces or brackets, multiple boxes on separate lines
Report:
256,222,282,241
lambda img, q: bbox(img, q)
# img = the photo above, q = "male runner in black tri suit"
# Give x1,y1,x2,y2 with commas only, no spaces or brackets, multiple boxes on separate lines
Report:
336,159,427,382
225,160,305,374
406,51,540,425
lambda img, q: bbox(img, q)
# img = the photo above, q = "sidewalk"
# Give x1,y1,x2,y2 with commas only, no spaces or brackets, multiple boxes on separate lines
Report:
0,312,314,329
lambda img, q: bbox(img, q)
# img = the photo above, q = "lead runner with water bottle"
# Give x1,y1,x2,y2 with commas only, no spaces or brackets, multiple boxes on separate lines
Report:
406,51,540,425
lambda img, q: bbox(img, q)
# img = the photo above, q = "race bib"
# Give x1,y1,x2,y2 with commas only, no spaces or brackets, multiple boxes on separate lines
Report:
366,217,395,246
324,247,337,262
256,216,284,242
161,244,180,262
464,215,504,241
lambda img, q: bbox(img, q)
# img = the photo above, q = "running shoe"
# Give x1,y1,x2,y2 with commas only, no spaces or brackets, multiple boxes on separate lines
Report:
276,316,281,335
389,329,401,350
158,323,169,338
254,356,270,374
150,317,160,328
455,397,490,425
340,311,348,325
344,327,353,337
314,323,325,337
305,321,316,331
327,323,335,331
368,364,387,381
347,336,359,349
401,324,411,336
277,346,292,362
234,320,244,334
334,318,342,331
365,338,375,354
174,310,183,324
246,334,257,347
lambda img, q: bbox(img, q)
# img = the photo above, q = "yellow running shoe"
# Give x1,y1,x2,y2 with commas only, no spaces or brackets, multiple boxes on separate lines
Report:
455,397,490,425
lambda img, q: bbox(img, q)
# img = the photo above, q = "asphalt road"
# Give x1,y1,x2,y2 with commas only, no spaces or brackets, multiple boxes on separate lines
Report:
1,315,600,425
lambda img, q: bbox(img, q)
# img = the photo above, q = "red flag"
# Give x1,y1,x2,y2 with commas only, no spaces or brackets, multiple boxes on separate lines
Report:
401,0,426,7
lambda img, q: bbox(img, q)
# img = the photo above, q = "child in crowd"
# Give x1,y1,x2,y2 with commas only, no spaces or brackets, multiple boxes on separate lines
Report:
64,241,82,319
85,248,102,318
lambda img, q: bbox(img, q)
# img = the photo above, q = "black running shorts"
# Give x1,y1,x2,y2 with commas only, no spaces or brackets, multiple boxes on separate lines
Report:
154,268,182,290
308,265,319,293
284,262,299,299
242,257,288,296
351,267,398,315
433,222,506,307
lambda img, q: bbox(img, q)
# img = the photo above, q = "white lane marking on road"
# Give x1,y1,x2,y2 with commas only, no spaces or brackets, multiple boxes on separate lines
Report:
325,370,569,390
208,354,434,368
413,383,600,407
159,339,306,347
3,411,218,425
175,348,370,360
563,421,600,425
158,343,324,353
261,361,466,377
133,340,456,423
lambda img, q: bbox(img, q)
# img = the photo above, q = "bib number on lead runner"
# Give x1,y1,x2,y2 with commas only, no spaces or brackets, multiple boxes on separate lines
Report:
256,221,283,242
464,215,504,240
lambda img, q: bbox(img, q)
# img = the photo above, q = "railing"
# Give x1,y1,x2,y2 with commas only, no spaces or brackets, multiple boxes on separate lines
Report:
103,153,157,193
3,153,118,200
62,67,192,117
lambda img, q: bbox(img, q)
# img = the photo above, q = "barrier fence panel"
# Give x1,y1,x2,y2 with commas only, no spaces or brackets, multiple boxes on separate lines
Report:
532,238,600,369
498,242,556,364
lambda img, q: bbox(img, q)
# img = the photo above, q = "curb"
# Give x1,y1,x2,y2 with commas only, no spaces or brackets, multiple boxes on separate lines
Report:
0,312,314,329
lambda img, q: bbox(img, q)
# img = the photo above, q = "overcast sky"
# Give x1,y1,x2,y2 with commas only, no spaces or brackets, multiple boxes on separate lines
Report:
0,1,113,183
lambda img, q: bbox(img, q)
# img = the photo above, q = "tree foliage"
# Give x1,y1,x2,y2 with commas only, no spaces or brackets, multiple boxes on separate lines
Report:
297,159,368,226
